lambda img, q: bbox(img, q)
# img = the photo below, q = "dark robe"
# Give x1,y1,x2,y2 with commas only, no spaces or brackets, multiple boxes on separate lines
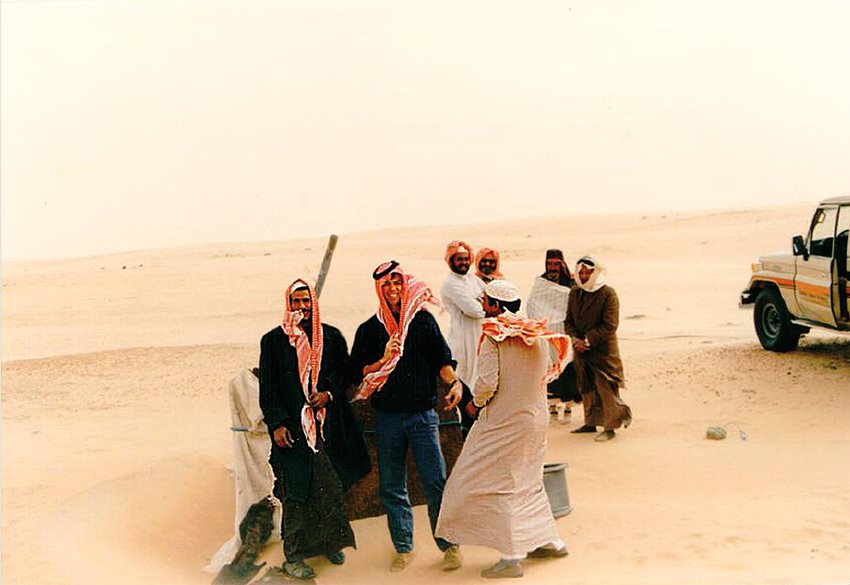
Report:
259,323,369,500
564,285,632,430
259,323,370,561
564,285,625,386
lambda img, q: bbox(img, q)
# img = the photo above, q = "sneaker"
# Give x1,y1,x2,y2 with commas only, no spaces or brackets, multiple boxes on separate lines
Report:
527,545,569,558
282,560,316,580
481,559,523,578
390,551,412,572
441,545,462,571
594,430,616,442
327,550,346,565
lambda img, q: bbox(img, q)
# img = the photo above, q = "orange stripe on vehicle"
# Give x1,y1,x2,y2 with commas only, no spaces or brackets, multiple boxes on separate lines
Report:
755,277,794,288
756,277,836,300
796,281,830,298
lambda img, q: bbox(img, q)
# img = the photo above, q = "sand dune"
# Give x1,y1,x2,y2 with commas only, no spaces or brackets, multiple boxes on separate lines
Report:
3,205,849,585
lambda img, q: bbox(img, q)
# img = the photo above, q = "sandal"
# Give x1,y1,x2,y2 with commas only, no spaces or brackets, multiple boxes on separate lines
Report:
283,560,316,580
570,425,597,433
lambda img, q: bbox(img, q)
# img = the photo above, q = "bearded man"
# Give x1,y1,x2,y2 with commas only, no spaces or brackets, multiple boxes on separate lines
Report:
258,280,358,579
440,241,486,387
527,249,580,411
474,247,503,285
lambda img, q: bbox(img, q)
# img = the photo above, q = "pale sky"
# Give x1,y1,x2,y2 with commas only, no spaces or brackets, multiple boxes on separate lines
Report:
2,0,849,260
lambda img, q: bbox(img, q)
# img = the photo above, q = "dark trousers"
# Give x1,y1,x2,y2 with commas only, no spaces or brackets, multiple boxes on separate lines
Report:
548,363,581,403
273,448,356,562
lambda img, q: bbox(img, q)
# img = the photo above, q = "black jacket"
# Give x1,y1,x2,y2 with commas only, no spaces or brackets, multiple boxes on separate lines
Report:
349,310,456,413
259,324,369,500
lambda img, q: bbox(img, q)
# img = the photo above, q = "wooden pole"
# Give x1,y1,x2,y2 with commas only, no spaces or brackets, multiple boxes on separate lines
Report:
315,234,339,299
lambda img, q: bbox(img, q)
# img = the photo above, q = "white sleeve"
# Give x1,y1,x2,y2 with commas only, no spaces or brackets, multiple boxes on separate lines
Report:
472,337,499,407
442,277,485,318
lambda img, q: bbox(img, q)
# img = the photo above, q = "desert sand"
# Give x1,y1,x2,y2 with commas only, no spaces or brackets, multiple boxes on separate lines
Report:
2,204,849,585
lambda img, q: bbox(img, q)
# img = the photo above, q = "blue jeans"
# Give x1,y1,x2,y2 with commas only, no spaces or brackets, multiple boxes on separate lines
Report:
373,408,453,553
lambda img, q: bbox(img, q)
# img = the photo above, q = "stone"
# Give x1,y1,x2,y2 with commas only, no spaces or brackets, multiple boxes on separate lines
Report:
706,426,727,440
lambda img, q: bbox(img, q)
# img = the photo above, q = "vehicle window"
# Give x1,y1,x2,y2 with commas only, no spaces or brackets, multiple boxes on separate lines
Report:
808,207,838,257
836,206,849,276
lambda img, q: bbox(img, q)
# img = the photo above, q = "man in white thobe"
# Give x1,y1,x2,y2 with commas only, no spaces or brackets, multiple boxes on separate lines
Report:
440,240,485,388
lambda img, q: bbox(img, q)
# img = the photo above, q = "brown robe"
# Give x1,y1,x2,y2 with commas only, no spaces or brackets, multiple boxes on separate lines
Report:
564,285,632,429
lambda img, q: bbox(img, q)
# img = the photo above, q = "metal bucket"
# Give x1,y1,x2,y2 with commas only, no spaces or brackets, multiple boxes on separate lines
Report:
543,462,572,518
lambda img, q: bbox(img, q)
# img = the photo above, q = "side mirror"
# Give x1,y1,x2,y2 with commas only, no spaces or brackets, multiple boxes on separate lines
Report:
792,235,808,260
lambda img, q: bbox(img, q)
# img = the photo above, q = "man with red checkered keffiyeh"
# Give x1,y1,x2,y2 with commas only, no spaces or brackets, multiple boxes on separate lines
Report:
349,261,464,573
259,279,359,580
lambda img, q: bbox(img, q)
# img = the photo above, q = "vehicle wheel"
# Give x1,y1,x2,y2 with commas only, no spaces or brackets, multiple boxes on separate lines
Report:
753,288,800,352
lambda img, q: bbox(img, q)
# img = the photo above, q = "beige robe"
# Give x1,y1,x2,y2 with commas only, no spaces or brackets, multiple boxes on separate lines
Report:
436,335,561,556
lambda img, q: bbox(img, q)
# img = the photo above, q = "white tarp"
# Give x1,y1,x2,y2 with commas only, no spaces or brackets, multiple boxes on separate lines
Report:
203,369,281,573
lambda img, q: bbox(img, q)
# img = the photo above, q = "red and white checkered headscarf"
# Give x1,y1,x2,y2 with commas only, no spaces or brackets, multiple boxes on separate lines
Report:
353,262,440,401
282,279,324,453
480,314,572,383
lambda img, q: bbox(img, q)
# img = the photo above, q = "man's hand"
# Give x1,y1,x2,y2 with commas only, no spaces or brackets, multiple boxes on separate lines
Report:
308,391,331,409
573,338,590,353
363,336,400,376
464,401,480,420
382,334,400,362
273,426,295,449
443,380,463,411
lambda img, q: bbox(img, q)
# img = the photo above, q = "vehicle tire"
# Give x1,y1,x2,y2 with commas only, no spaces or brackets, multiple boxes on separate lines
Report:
753,288,801,352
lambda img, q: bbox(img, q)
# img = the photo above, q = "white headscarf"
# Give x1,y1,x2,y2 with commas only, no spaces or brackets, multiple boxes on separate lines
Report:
485,279,520,303
575,255,607,293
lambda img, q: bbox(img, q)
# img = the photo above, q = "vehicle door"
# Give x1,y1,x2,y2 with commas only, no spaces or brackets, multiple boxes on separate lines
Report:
833,204,850,324
795,205,838,326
